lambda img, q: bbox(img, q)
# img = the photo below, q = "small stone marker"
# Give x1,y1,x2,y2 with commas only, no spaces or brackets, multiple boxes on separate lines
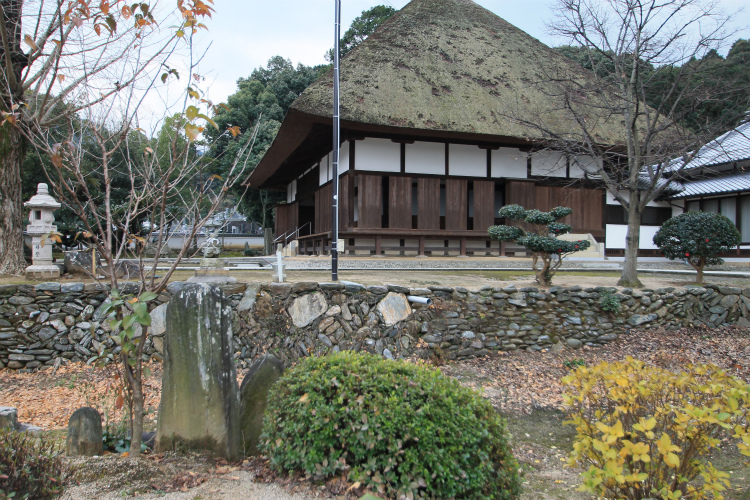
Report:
155,284,240,461
67,407,103,456
239,354,284,456
0,407,19,430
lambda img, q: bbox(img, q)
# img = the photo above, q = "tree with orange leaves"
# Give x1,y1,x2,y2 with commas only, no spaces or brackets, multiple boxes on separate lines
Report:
0,0,213,276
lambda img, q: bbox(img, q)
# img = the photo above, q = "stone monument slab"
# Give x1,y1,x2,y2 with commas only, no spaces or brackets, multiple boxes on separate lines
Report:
239,354,284,456
155,284,240,460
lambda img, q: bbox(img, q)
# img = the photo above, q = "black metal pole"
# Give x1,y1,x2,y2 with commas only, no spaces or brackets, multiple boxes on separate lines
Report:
331,0,341,281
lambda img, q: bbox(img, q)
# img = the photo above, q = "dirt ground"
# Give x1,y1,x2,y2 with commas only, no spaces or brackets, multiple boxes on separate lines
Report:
278,268,750,291
3,256,750,291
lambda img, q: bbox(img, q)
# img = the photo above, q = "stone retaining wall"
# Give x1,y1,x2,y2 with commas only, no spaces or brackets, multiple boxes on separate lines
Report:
2,281,750,371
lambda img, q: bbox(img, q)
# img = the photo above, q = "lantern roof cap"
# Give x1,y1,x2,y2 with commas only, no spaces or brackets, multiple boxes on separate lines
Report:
24,183,61,209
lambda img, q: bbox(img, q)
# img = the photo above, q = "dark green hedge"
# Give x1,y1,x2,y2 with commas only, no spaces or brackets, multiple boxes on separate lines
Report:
260,352,521,500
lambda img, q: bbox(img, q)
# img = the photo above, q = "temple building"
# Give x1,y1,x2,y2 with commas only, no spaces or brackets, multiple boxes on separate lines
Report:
245,0,634,257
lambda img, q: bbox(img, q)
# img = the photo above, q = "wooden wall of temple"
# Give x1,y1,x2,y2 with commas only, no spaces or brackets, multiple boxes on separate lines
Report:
281,175,604,242
314,183,332,233
506,180,604,237
358,174,382,229
274,201,298,238
473,180,496,231
417,178,440,230
445,179,467,230
388,176,412,229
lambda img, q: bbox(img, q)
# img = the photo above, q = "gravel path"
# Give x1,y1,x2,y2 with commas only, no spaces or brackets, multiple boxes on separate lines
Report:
61,469,316,500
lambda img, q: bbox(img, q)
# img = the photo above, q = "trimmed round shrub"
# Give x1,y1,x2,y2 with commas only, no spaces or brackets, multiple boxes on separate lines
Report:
260,352,521,500
653,211,740,283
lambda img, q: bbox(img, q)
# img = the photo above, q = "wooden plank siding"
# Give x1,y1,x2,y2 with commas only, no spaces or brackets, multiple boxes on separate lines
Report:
358,174,383,229
535,185,604,236
417,178,440,229
275,201,298,237
445,179,468,230
339,173,351,230
472,180,495,231
389,176,412,229
314,183,332,233
506,180,536,208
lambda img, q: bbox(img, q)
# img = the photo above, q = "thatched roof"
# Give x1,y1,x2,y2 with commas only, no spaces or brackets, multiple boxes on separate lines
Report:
248,0,625,189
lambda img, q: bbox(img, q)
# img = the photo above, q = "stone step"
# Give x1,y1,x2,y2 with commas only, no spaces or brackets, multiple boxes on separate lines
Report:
0,406,19,430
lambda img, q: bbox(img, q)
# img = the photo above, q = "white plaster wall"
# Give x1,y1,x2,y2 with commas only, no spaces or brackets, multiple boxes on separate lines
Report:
605,224,661,249
318,153,331,185
355,138,400,173
405,142,445,175
531,151,566,177
491,148,527,178
449,144,485,177
606,191,673,209
287,180,297,203
570,155,602,178
671,199,684,216
340,141,350,173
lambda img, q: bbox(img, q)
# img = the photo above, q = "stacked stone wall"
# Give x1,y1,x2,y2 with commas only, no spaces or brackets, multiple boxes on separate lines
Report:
2,280,750,371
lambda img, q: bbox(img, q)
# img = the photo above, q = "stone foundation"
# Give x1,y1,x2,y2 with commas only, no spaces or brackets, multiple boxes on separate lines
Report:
1,280,749,371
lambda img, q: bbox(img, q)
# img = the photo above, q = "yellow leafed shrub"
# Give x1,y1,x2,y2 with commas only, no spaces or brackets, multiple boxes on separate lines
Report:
562,357,750,500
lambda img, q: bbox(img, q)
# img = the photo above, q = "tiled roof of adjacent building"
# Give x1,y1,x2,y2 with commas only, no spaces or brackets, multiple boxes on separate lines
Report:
669,120,750,198
674,121,750,171
671,171,750,198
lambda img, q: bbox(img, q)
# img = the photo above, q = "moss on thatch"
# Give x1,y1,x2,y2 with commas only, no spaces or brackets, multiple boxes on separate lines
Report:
292,0,625,144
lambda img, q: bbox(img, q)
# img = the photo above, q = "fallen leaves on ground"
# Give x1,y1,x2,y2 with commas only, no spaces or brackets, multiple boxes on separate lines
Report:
5,324,750,500
2,325,749,428
0,362,163,429
441,324,750,414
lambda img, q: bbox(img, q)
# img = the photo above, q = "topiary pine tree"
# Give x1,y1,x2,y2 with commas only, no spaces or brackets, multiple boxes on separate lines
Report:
653,211,741,284
488,205,590,286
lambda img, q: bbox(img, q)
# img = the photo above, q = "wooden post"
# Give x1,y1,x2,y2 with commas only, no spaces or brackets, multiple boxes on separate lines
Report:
460,238,467,256
375,235,382,256
500,241,506,257
418,236,425,256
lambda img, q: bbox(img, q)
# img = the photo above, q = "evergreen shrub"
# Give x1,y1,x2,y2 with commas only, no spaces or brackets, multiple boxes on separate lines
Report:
0,428,66,500
653,211,741,283
598,291,621,314
563,357,750,500
488,204,589,285
260,352,521,500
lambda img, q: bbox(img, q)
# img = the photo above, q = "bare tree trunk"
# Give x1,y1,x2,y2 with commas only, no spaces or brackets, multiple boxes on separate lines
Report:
618,203,643,288
537,255,551,287
129,332,148,455
130,371,144,455
0,124,27,275
689,256,705,284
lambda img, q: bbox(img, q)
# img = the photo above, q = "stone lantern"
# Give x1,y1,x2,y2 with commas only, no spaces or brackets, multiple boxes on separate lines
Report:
24,183,61,279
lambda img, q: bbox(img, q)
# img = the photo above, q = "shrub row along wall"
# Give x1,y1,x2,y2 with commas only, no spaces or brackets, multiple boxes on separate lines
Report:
2,280,750,371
